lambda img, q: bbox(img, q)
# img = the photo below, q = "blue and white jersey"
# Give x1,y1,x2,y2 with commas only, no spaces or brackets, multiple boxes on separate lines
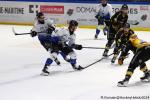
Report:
32,18,55,35
96,3,113,20
51,28,76,46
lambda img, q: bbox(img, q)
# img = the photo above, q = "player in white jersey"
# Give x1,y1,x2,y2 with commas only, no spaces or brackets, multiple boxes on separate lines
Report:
41,20,84,76
94,0,113,39
30,12,60,65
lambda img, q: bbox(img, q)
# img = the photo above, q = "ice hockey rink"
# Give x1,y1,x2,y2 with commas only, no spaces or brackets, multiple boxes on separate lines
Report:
0,25,150,100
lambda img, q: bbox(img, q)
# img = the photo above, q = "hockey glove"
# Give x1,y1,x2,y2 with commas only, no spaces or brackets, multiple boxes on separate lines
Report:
47,26,55,35
116,39,121,47
74,44,82,50
95,14,102,20
118,57,124,65
30,31,37,37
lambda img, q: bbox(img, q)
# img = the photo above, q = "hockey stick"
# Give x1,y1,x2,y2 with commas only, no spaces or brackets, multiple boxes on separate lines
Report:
12,27,31,35
83,53,114,69
82,47,105,49
83,44,115,50
12,27,45,36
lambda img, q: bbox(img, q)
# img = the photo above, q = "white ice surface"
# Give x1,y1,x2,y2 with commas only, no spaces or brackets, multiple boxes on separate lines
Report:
0,25,150,100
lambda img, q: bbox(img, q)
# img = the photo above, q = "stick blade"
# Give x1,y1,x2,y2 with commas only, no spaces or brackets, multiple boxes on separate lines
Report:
12,27,18,35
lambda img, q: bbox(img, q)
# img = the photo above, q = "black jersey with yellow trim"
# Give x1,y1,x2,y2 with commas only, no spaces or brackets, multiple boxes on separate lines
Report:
111,11,128,29
115,28,134,46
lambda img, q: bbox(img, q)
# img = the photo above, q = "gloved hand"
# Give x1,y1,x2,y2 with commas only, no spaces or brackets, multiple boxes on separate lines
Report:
47,26,55,34
30,31,37,37
95,14,102,20
116,39,121,47
121,44,126,50
74,44,82,50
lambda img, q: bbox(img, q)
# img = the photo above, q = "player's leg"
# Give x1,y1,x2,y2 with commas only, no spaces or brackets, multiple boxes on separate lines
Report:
103,39,114,57
139,63,150,82
68,51,84,70
95,20,104,39
103,20,110,36
138,47,150,81
60,52,70,62
111,46,121,63
41,51,58,76
41,44,60,76
103,25,116,57
60,46,84,70
95,25,101,39
117,50,142,87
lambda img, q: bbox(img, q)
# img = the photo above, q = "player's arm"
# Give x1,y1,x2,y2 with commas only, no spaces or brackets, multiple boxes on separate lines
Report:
47,19,56,34
95,4,102,20
68,34,82,50
111,11,120,24
108,4,113,18
115,28,123,46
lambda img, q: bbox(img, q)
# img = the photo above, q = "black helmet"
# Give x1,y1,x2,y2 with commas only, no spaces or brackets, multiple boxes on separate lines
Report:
123,23,130,28
69,20,78,27
36,12,44,18
121,4,128,10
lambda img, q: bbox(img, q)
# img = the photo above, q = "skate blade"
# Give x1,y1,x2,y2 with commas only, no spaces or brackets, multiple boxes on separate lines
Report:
141,78,150,82
40,72,49,76
117,83,127,87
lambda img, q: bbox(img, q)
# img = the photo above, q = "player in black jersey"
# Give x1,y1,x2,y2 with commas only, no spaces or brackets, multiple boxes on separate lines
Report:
103,4,129,57
118,34,150,87
111,23,134,63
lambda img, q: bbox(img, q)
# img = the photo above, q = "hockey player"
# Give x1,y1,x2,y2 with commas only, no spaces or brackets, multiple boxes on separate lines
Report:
94,0,113,39
41,20,84,76
111,23,134,63
103,4,129,57
30,12,60,65
118,34,150,87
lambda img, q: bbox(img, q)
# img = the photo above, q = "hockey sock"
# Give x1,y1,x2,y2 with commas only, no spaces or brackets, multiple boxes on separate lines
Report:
70,59,76,66
96,28,100,36
60,52,67,59
125,71,133,81
45,58,53,67
140,66,148,73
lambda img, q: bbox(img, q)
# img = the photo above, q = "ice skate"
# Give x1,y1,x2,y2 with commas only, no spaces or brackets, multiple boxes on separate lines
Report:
117,79,129,87
140,70,150,82
41,67,50,76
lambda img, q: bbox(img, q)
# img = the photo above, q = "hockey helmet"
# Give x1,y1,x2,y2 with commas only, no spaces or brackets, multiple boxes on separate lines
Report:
69,20,78,27
121,4,128,10
36,12,44,18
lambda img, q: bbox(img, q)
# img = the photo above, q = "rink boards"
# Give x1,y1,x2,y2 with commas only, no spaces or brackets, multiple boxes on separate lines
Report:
0,1,150,31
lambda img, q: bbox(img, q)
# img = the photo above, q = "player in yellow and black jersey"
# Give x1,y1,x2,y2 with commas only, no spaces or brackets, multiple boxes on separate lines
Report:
111,23,134,63
103,4,129,57
118,34,150,87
